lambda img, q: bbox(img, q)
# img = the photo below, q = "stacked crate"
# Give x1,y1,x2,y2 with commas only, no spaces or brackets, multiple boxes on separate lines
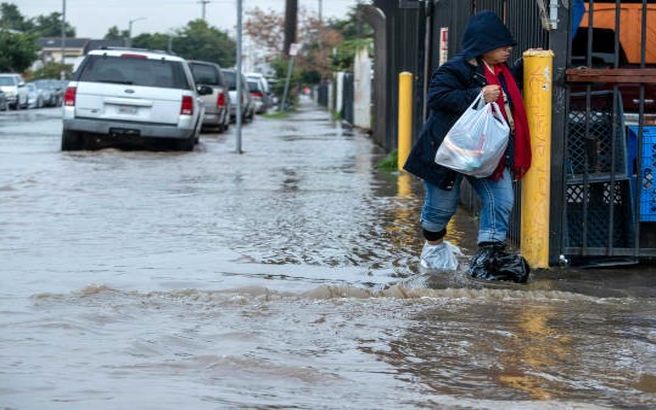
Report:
564,91,635,250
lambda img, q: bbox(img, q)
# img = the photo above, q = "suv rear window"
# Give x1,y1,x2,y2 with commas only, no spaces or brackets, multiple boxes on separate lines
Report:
77,55,191,90
248,81,259,92
222,70,236,90
191,64,222,86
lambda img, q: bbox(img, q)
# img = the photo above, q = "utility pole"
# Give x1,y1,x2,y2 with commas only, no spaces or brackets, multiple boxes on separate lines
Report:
60,0,66,65
318,0,322,25
283,0,298,56
235,0,243,154
127,17,146,48
199,0,210,21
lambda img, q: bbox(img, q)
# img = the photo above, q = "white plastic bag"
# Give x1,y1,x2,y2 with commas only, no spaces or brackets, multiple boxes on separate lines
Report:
420,240,464,271
434,92,510,178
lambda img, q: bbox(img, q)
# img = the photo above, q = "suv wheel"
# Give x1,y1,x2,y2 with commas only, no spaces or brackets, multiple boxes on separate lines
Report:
61,130,83,151
177,135,195,151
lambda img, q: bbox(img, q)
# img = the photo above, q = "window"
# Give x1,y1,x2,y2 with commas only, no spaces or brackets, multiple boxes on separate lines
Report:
191,64,220,86
78,55,190,90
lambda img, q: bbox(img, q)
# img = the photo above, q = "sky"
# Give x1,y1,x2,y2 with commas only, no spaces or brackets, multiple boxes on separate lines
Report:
12,0,359,39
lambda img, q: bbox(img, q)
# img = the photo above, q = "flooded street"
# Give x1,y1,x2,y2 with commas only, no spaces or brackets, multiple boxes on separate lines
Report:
1,101,656,409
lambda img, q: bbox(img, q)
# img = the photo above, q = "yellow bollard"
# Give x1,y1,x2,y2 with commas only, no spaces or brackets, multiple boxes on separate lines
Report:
397,72,413,171
520,50,554,269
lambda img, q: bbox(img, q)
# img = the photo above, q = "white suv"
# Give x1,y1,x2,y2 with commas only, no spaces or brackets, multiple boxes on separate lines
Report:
62,48,211,151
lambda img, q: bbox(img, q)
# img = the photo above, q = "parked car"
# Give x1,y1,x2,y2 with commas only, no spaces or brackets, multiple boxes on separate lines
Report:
246,72,273,112
189,60,231,133
25,83,45,108
247,79,267,114
62,47,211,151
31,80,58,107
0,73,29,109
221,69,254,123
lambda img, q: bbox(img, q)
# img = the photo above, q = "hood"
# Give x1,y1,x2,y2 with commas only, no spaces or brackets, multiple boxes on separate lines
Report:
462,11,516,59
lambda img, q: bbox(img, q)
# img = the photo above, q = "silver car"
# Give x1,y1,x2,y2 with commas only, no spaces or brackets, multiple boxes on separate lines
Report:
62,48,211,151
221,69,255,123
189,60,231,133
0,74,29,109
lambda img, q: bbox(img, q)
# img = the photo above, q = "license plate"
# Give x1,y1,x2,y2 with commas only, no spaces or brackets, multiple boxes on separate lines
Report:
109,127,140,137
117,105,138,115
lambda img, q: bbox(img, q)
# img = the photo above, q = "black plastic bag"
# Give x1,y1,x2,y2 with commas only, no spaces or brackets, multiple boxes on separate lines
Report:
468,245,530,283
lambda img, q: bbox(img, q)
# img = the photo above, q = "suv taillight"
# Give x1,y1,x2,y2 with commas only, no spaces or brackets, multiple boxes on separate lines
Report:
180,95,193,115
64,86,77,106
217,92,225,108
251,91,263,98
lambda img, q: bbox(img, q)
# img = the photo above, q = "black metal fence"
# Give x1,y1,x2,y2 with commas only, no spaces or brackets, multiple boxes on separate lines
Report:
317,82,329,108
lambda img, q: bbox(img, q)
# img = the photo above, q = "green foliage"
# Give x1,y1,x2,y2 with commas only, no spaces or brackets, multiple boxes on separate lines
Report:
269,56,301,103
172,20,235,66
327,8,374,40
0,3,75,37
0,3,29,31
0,29,38,72
104,26,129,41
31,12,75,37
131,21,235,67
301,69,321,85
375,150,399,171
331,38,372,72
30,62,72,80
131,33,171,52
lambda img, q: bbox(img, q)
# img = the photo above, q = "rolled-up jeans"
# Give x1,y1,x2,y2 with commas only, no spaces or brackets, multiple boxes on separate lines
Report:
420,168,514,245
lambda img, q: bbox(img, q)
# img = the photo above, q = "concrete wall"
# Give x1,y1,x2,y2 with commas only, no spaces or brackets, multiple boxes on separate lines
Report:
353,47,372,130
335,72,345,115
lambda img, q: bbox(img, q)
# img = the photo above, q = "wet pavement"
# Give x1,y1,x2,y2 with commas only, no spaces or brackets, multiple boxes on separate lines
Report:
1,100,655,409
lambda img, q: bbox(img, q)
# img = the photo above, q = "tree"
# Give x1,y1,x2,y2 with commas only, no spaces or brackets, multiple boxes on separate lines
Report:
0,2,32,31
104,26,129,41
31,12,75,37
30,62,72,80
131,32,171,52
0,30,38,72
171,20,235,66
245,7,343,81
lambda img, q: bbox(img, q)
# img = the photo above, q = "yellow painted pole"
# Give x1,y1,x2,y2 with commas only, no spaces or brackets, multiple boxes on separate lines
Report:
397,72,413,171
521,50,554,269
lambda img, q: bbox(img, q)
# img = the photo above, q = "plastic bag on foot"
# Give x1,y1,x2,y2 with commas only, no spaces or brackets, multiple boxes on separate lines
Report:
420,240,463,271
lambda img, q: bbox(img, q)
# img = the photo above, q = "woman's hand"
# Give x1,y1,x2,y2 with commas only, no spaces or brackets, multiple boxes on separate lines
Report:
482,85,501,103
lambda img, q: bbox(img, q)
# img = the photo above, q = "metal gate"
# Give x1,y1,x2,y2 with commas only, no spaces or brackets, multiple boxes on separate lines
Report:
559,0,656,262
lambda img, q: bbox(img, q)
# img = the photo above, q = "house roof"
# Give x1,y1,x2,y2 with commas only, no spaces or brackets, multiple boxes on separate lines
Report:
38,37,91,49
83,39,127,54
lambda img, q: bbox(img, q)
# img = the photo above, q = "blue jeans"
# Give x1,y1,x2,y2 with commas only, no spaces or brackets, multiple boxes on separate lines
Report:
420,168,514,244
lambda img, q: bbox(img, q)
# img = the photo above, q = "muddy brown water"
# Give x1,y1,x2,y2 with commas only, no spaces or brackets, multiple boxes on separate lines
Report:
1,101,655,409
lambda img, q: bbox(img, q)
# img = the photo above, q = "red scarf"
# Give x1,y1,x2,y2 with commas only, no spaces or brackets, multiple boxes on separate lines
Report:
483,63,531,180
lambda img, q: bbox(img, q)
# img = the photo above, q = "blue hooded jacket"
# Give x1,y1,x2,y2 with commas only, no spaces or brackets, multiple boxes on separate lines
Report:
403,11,520,189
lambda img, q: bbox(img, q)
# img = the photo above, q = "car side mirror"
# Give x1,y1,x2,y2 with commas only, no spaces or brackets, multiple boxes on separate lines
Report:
197,85,213,95
18,82,25,87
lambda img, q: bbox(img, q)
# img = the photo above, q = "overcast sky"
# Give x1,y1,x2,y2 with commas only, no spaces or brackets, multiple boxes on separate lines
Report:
13,0,359,38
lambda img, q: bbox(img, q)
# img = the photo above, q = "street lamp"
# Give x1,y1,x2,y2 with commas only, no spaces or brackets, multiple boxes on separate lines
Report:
127,17,146,47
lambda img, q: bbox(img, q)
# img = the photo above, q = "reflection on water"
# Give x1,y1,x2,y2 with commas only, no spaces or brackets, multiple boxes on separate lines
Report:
1,103,655,408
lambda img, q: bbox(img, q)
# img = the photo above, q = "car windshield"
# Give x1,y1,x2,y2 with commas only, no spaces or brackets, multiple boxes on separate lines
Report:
191,64,221,86
0,77,15,86
78,55,190,89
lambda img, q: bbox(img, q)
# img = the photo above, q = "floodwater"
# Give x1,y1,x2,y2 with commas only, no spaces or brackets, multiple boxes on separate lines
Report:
1,100,655,409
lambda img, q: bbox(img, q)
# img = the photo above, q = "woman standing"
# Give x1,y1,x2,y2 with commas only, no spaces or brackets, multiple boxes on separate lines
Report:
403,11,532,282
